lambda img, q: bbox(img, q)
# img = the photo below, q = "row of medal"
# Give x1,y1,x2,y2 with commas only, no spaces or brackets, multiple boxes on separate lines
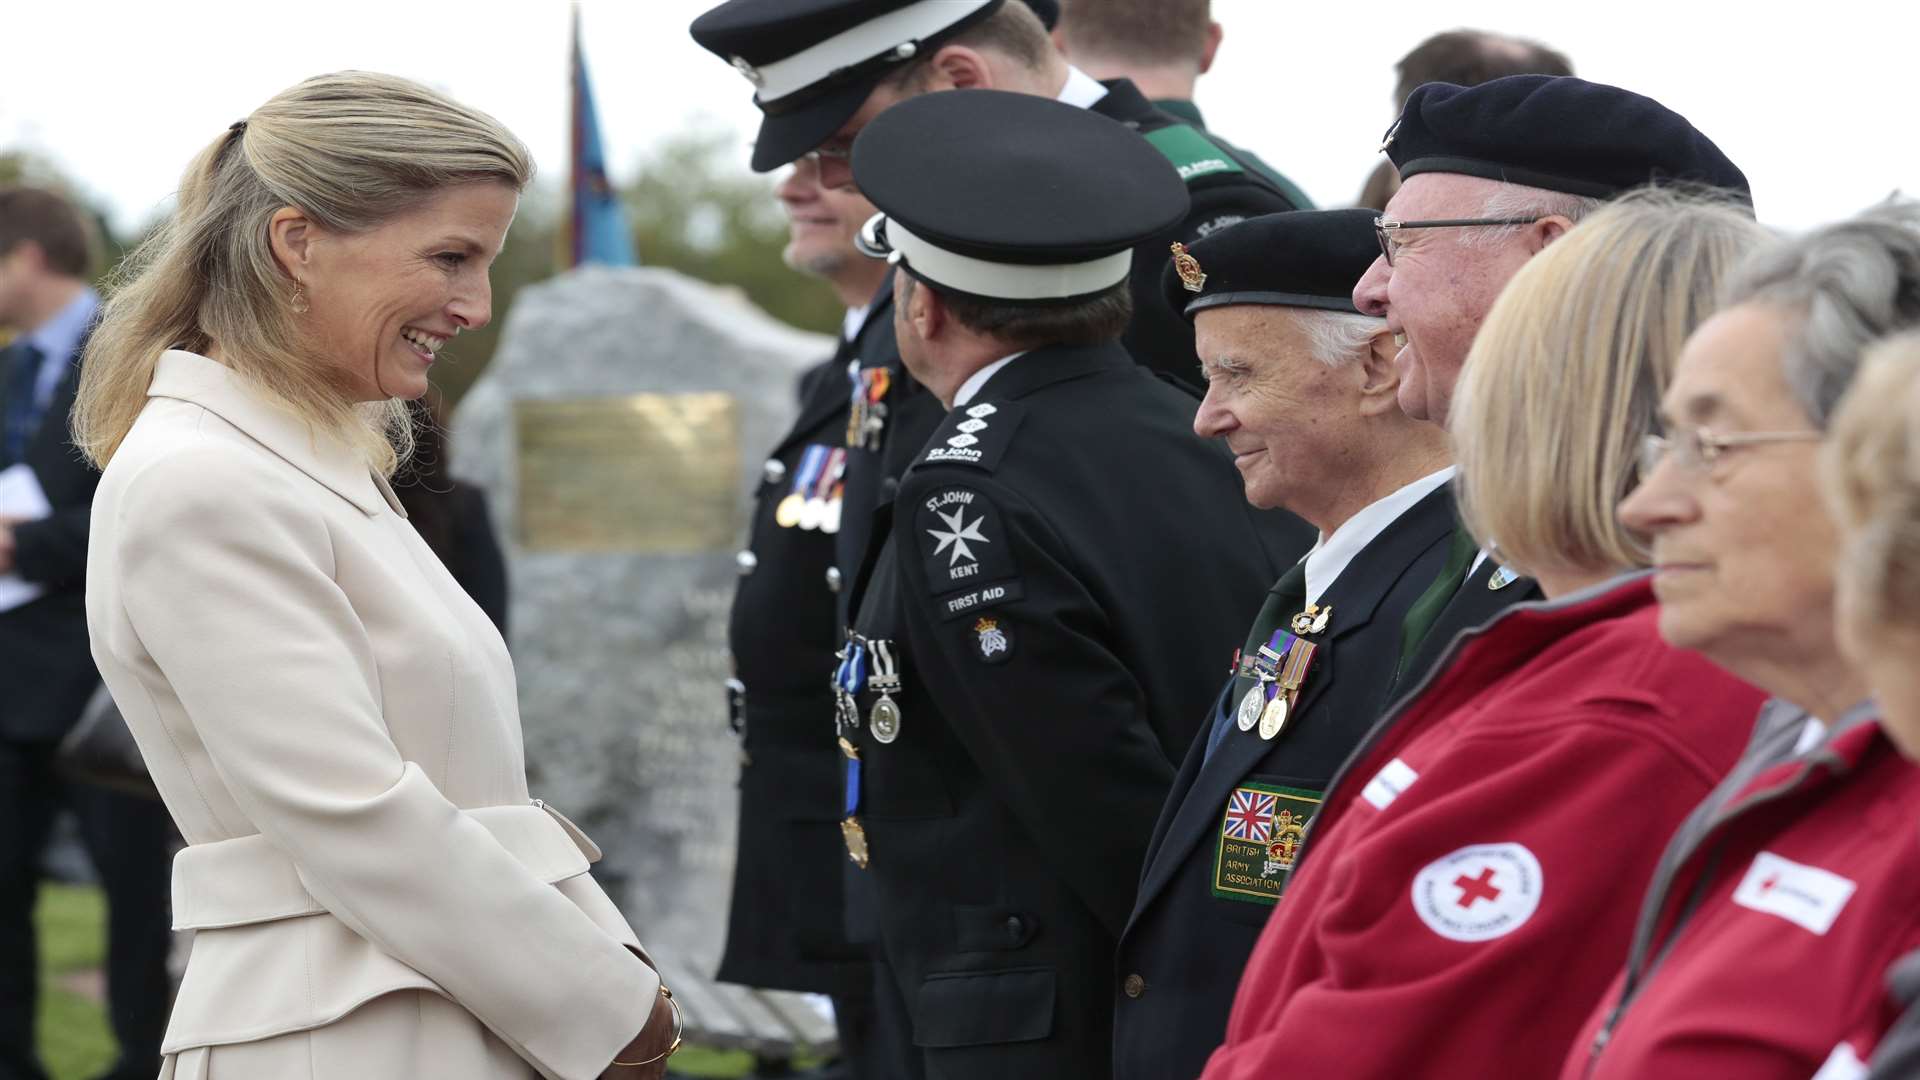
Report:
1234,604,1329,741
774,445,848,533
834,633,906,869
847,366,892,451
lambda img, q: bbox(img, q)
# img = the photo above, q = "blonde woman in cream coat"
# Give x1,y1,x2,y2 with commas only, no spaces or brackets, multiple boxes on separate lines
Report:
74,73,677,1080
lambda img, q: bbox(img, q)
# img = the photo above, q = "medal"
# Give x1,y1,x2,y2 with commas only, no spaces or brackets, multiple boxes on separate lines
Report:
833,637,868,731
1237,682,1267,732
1290,603,1333,636
775,494,804,528
839,735,869,868
1258,693,1290,740
822,482,844,534
783,446,830,530
867,639,904,744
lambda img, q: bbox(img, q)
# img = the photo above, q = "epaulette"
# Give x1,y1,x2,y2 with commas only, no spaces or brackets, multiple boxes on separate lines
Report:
913,399,1027,474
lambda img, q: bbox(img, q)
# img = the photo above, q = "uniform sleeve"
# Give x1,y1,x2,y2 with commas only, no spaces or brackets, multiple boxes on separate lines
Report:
1202,712,1726,1080
895,474,1175,936
112,449,654,1080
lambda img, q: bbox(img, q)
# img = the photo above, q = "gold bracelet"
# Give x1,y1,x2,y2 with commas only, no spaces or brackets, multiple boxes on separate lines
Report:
611,985,684,1068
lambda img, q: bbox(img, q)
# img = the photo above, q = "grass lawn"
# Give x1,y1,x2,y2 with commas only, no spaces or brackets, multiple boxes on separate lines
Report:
31,883,797,1079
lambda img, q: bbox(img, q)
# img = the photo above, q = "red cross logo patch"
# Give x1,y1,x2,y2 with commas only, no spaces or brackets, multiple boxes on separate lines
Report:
1411,843,1544,942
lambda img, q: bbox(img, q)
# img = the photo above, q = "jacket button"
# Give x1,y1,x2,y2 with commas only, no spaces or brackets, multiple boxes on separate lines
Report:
763,458,787,485
1004,915,1024,940
735,550,758,575
879,476,900,501
1123,973,1146,998
825,567,843,593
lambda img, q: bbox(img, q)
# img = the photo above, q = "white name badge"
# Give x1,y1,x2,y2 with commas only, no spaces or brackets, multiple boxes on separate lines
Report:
1361,757,1419,810
1731,851,1857,936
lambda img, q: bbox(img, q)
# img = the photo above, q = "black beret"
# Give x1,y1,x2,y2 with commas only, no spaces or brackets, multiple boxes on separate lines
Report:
1022,0,1060,29
1161,209,1378,321
690,0,1006,172
1383,74,1751,202
852,90,1189,302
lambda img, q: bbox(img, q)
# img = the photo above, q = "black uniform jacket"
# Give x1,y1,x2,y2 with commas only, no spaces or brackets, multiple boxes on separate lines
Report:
842,341,1295,1078
1396,533,1544,694
1111,483,1458,1080
718,306,890,997
0,339,101,743
1092,79,1308,394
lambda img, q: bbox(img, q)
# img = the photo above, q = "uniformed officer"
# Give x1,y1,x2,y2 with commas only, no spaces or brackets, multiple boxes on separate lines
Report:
829,89,1298,1079
717,156,894,1072
1111,210,1457,1080
1356,75,1751,687
689,0,1310,396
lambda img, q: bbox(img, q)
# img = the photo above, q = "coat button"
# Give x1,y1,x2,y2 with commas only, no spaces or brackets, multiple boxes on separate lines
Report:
763,458,787,485
735,550,758,575
1123,973,1146,998
825,567,843,593
1004,915,1024,941
879,475,900,501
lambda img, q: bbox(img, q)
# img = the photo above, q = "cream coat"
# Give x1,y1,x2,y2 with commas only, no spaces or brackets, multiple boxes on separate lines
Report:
86,350,658,1080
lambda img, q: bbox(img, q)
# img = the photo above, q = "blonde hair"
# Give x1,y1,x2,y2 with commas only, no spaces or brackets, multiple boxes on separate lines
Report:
1822,331,1920,626
1450,188,1771,578
73,71,533,474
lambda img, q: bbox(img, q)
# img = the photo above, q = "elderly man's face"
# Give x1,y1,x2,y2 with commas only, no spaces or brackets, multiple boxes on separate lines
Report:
1352,173,1542,426
1193,305,1365,516
1619,304,1835,673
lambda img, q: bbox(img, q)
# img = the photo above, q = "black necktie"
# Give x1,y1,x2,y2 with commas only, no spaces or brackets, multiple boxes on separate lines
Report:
2,341,47,467
1205,559,1309,761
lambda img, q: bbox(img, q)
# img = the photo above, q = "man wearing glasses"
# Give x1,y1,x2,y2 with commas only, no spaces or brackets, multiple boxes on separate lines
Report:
1352,74,1750,686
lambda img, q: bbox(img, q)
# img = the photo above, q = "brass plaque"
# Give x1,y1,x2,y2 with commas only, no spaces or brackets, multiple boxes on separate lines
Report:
516,394,740,553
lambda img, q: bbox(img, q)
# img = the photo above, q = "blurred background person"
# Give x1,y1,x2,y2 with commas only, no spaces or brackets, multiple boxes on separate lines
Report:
1578,201,1920,1080
392,394,508,636
1355,30,1574,211
716,152,896,1079
0,184,170,1080
1052,0,1313,206
1823,329,1920,1080
76,72,677,1078
1204,190,1770,1080
1114,208,1454,1080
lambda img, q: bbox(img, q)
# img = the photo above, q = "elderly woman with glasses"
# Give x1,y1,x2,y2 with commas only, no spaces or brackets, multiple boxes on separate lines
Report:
1564,201,1920,1080
1199,190,1771,1080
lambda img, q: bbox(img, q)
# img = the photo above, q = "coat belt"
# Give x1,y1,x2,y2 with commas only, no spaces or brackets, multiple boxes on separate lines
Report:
169,800,602,931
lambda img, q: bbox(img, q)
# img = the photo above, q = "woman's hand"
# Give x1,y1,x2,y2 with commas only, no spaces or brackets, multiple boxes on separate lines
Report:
600,988,679,1079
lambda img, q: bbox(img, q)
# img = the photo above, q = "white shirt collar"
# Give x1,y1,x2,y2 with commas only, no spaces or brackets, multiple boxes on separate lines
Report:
1302,467,1455,606
1055,65,1110,110
842,303,871,344
952,351,1029,408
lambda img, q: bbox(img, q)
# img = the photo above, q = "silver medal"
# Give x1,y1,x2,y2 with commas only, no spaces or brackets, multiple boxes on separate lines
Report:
867,639,905,744
871,695,902,743
1237,682,1266,732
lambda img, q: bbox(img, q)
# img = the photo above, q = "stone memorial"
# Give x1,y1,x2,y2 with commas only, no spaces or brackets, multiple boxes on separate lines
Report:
452,265,837,1054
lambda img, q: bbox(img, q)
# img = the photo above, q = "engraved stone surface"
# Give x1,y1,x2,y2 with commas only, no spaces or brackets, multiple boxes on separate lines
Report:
452,266,833,1043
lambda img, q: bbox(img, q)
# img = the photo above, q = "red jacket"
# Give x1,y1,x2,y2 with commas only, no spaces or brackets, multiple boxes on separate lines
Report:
1200,575,1765,1080
1562,715,1920,1080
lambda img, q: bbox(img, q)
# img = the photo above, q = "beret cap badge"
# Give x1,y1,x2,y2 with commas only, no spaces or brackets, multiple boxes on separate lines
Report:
1171,242,1207,293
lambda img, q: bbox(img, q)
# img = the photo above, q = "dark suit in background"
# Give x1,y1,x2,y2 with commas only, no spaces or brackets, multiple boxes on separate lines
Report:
0,320,174,1080
1112,485,1456,1080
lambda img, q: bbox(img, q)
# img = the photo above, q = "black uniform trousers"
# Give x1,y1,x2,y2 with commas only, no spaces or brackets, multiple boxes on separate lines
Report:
1112,485,1457,1080
842,343,1307,1078
0,343,172,1080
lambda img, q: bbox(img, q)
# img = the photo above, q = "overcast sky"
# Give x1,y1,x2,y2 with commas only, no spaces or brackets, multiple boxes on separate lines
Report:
4,1,1912,237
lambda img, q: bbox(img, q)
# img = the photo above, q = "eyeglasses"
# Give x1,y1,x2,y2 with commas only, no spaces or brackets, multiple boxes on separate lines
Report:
1638,427,1823,479
1372,216,1544,266
805,140,855,164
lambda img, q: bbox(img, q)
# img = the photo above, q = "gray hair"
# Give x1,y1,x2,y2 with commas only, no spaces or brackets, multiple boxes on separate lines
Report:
1724,199,1920,428
1458,184,1605,249
1298,309,1387,367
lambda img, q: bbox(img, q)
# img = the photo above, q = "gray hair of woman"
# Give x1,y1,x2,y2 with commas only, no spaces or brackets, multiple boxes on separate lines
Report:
1725,198,1920,429
73,71,534,475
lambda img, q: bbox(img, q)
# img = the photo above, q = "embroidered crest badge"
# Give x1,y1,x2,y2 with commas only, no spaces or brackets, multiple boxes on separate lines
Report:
1171,242,1207,293
1212,783,1322,905
973,617,1011,663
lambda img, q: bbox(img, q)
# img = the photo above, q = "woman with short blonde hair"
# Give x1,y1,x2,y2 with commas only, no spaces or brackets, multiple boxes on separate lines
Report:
82,72,678,1079
1450,188,1768,585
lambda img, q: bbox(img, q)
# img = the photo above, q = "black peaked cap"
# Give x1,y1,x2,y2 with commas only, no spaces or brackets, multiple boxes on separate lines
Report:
1384,74,1751,202
853,90,1188,271
1161,209,1378,321
690,0,1006,172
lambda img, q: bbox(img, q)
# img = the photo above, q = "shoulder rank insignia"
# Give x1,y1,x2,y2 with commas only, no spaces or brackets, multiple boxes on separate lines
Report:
1171,242,1206,293
915,399,1026,473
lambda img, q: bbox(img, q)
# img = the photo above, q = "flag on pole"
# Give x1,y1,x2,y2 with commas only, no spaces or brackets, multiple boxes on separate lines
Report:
567,10,637,267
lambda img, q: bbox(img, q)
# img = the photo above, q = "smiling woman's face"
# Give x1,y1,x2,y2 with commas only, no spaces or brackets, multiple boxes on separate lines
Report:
295,181,518,402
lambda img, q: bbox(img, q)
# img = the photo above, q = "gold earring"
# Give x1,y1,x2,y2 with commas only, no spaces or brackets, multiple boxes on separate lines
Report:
290,284,309,314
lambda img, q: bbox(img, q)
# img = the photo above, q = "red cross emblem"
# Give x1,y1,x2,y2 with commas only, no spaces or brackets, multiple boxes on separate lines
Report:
1454,867,1502,908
